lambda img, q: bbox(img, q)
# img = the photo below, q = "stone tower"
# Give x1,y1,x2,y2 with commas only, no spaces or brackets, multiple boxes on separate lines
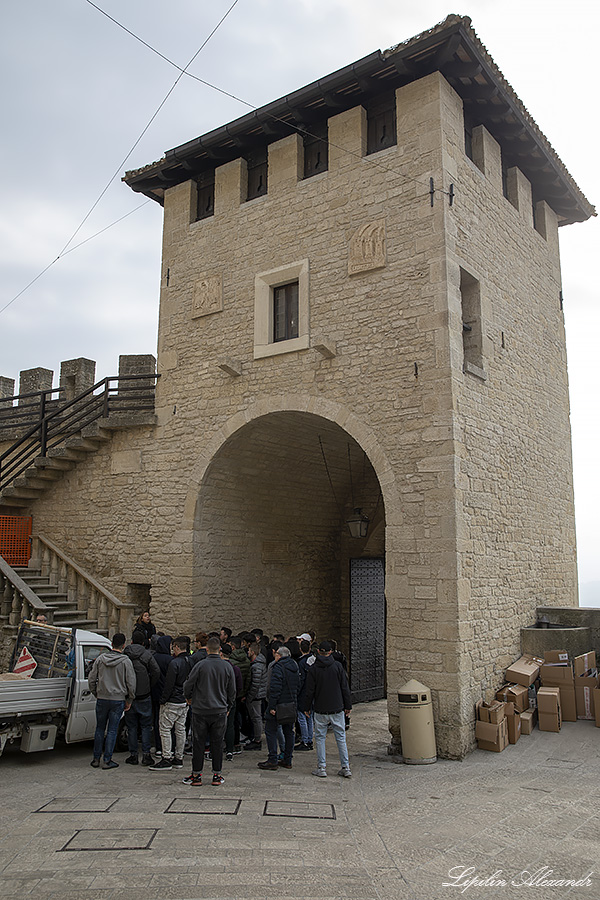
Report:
5,16,593,757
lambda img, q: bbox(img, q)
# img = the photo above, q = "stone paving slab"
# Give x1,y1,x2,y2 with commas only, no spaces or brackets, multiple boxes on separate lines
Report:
1,701,599,898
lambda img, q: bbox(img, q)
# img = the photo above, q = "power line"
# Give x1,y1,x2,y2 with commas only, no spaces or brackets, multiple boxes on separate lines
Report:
1,0,243,317
85,0,452,198
0,201,151,317
59,0,243,258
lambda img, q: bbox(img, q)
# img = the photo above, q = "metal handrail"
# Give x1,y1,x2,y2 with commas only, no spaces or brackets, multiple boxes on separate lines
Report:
0,374,159,492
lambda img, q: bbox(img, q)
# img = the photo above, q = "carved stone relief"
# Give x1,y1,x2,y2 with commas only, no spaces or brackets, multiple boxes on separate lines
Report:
348,220,386,275
192,274,223,318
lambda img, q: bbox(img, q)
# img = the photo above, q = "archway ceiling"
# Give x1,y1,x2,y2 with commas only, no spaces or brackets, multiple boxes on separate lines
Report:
206,411,380,516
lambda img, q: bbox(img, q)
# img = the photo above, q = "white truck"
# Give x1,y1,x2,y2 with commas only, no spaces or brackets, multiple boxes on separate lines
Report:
0,621,112,756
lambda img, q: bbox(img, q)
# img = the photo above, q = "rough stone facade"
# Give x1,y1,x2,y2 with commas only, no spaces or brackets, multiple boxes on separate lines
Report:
1,19,592,757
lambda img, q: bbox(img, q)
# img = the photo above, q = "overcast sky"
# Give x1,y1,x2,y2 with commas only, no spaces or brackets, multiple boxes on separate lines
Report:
1,0,598,597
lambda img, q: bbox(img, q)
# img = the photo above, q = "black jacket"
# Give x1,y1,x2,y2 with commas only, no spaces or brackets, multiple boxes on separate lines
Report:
267,656,300,712
124,643,160,700
161,652,192,704
303,653,352,715
151,635,173,702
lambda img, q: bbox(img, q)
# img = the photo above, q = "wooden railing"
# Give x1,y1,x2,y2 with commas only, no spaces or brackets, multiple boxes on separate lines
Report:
0,555,50,626
32,534,137,636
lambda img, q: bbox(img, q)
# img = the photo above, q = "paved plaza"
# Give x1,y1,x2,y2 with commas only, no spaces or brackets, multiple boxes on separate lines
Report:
0,700,598,899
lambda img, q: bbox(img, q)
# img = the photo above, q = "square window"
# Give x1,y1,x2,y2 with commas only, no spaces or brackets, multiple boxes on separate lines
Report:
273,282,299,342
254,260,309,359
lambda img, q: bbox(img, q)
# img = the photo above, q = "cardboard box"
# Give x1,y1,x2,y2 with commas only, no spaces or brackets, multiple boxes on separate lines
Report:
479,700,506,724
520,708,537,734
496,683,529,713
506,711,521,744
476,718,509,752
537,686,561,714
593,688,600,727
539,710,561,733
574,651,596,677
505,656,540,687
541,666,576,722
575,675,598,720
557,685,576,722
540,662,574,685
544,650,570,665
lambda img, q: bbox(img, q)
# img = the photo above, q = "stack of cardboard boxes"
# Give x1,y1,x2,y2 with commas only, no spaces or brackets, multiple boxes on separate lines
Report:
476,648,600,752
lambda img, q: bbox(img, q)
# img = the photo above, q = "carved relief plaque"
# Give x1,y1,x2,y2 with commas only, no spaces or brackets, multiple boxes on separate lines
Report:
348,220,386,275
192,274,223,319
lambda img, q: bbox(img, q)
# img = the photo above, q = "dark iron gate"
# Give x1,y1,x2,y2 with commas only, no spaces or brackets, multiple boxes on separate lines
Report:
349,557,385,702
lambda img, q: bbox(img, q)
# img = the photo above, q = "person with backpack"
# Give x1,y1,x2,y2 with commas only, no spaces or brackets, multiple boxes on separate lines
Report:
123,629,161,766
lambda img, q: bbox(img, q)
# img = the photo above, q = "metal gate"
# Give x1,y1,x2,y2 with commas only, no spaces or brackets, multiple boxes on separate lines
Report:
349,557,385,702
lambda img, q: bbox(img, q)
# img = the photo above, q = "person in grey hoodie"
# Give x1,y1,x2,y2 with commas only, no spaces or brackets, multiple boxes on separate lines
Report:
88,632,136,769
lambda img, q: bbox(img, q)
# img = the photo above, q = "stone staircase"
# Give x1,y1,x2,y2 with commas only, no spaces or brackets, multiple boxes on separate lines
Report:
0,536,137,655
0,365,158,510
12,566,105,632
0,419,114,508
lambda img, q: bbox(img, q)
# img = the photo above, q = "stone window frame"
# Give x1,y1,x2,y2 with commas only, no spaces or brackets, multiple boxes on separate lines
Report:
254,260,309,359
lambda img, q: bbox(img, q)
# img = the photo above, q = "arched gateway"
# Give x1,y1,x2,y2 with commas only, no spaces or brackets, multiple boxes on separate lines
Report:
185,399,397,711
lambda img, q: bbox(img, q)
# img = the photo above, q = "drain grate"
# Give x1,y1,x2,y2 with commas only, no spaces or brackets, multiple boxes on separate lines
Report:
164,797,241,815
263,800,336,820
543,758,581,770
58,829,158,852
35,798,119,814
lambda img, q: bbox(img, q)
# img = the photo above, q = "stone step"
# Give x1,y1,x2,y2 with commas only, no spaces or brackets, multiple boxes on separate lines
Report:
21,465,62,483
14,473,58,492
80,420,113,442
64,435,105,453
46,447,87,462
34,456,74,472
0,485,43,500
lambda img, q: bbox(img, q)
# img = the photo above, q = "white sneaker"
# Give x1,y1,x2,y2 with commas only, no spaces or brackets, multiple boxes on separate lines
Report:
311,768,327,777
338,768,352,778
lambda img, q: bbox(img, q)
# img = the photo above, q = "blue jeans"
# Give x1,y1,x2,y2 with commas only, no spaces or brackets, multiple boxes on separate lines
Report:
313,711,349,771
93,699,125,762
124,697,153,754
297,710,313,744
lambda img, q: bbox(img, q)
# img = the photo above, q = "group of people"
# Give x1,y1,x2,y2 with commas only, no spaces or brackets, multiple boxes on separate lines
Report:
88,615,353,785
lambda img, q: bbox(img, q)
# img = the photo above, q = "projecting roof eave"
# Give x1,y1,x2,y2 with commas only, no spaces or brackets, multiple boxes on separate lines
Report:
123,14,595,226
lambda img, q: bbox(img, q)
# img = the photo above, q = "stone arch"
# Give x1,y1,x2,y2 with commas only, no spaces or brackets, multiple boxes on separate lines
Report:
185,394,401,697
183,393,401,529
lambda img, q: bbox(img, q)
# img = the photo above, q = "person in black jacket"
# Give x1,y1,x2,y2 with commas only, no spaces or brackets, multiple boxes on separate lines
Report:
133,611,156,649
149,636,192,771
258,646,299,771
123,631,161,766
304,641,352,778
